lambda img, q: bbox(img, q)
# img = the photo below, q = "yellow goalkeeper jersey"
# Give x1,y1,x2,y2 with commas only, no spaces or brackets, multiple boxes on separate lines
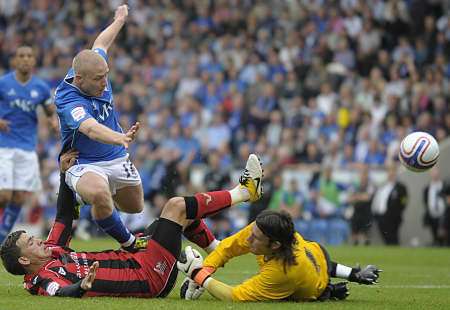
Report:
203,223,329,302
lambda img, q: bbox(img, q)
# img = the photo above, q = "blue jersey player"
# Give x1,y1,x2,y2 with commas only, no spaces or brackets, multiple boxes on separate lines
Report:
54,5,145,251
0,46,57,242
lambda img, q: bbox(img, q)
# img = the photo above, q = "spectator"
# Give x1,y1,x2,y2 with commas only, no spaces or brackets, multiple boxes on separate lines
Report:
371,164,408,245
348,166,375,246
422,167,446,246
440,179,450,246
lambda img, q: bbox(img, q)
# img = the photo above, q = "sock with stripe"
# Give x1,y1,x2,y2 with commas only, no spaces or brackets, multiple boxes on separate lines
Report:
184,191,232,220
95,209,135,247
183,219,219,253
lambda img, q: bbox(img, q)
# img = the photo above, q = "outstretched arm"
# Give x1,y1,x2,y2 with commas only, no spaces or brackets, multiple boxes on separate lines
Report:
28,262,99,298
79,119,140,149
202,223,253,270
92,4,128,52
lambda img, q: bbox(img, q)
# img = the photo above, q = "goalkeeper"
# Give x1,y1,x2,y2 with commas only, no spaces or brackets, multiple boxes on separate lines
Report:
0,152,264,298
178,210,381,302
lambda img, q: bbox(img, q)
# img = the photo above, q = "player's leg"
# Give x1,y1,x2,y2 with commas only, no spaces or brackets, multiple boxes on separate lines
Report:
0,191,12,209
158,154,263,235
0,149,39,243
144,217,219,254
113,184,144,213
0,148,14,211
66,167,136,249
0,148,16,242
0,184,17,243
108,156,144,214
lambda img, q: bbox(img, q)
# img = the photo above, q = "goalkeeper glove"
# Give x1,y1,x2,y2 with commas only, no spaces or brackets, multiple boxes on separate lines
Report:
177,246,217,286
180,277,205,300
177,246,204,278
349,265,382,285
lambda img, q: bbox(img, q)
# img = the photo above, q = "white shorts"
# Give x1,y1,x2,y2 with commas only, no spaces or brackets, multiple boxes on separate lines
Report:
0,148,42,192
65,155,141,197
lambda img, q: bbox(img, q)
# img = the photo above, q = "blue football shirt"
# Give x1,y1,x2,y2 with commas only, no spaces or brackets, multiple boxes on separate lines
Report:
0,72,52,151
54,48,126,164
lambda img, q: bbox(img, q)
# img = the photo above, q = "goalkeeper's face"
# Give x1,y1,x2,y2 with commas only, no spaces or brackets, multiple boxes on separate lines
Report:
247,224,275,256
16,232,52,266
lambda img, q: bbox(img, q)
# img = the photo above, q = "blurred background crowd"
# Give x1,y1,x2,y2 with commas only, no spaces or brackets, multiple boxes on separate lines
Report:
1,0,450,245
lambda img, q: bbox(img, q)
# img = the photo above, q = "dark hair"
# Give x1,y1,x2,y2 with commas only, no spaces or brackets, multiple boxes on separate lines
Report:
255,210,297,272
0,230,26,275
15,45,33,53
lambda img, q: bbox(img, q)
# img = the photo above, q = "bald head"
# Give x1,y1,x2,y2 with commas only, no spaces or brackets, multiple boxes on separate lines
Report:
72,49,109,97
72,49,107,77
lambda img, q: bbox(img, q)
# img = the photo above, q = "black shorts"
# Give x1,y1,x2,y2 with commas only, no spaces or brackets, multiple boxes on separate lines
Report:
149,217,183,297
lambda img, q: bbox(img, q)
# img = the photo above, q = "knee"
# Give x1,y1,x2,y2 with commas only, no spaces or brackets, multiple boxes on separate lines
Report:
162,197,186,218
127,204,144,214
128,197,144,213
0,191,12,207
11,192,29,205
89,188,113,210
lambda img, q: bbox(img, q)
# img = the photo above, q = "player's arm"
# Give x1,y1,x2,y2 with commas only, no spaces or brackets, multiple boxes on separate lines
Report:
30,262,98,297
202,278,233,301
197,267,292,301
92,5,128,52
61,103,139,148
0,84,10,131
202,223,253,270
79,118,139,148
42,103,59,133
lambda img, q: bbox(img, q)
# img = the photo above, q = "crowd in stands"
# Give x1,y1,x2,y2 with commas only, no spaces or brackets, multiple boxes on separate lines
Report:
1,0,450,245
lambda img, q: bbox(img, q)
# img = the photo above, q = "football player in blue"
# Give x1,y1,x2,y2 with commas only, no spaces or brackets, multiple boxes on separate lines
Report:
54,4,146,251
0,46,57,243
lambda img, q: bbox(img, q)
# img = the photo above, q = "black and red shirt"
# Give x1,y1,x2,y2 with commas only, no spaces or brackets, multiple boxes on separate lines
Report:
24,216,176,297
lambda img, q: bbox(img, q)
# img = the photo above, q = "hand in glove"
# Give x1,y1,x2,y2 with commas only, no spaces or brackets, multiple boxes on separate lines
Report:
350,265,382,285
177,246,204,278
180,277,205,300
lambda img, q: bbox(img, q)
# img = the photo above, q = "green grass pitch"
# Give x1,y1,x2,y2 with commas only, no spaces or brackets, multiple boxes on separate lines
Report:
1,238,449,310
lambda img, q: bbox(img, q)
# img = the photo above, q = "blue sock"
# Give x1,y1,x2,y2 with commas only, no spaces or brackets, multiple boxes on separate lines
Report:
95,209,134,246
0,203,22,243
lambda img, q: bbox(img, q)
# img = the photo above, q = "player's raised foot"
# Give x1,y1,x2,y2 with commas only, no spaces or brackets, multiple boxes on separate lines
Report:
239,154,263,202
122,234,150,253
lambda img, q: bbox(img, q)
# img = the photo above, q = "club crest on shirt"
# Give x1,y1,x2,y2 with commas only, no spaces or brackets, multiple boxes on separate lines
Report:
153,260,168,276
30,89,39,98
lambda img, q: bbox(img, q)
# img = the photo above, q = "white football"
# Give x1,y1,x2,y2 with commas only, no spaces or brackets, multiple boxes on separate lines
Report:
399,132,439,172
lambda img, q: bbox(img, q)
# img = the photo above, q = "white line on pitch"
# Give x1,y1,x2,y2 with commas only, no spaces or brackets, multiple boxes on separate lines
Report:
374,285,450,289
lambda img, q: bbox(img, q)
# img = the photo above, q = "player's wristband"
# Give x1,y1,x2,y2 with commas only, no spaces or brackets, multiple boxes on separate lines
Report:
192,267,216,286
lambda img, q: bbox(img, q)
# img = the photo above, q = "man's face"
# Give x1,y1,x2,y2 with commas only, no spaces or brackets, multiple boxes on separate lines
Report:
16,232,52,266
247,224,273,256
14,47,35,74
78,61,109,97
